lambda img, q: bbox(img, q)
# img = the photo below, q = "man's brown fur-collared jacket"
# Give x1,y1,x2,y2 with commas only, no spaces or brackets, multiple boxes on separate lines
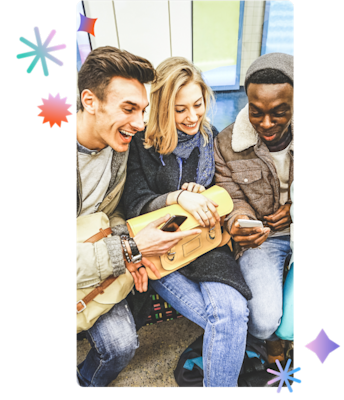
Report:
214,104,293,260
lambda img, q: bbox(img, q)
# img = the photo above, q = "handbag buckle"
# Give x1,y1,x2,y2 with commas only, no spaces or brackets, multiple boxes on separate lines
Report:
77,300,86,314
208,226,216,240
167,251,176,261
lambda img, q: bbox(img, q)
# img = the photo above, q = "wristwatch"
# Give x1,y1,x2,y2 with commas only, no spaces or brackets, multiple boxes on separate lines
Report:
128,237,142,264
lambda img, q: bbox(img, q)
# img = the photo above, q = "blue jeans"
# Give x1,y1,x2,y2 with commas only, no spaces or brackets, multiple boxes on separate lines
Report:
150,272,249,387
238,235,292,341
77,299,139,387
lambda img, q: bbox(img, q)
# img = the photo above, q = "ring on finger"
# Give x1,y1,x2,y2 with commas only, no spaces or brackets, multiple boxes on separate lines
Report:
137,266,146,271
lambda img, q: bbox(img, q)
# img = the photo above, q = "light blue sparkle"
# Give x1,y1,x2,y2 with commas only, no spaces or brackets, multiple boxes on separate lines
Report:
267,359,301,393
17,27,66,76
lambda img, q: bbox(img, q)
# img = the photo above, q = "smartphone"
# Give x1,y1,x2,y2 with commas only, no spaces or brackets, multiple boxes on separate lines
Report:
161,215,187,232
237,219,263,229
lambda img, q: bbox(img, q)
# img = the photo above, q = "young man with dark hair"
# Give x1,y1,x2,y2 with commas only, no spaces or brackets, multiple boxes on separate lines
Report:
214,52,293,363
77,46,200,386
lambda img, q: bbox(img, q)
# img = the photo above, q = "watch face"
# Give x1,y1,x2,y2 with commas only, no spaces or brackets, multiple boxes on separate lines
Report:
131,253,142,264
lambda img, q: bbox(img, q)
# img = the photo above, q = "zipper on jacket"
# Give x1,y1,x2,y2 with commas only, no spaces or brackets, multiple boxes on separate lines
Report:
97,173,126,213
76,148,83,217
287,149,294,202
253,143,280,213
77,169,82,217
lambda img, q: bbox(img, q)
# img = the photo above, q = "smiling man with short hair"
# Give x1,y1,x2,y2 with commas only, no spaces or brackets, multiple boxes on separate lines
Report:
77,46,201,386
214,52,294,363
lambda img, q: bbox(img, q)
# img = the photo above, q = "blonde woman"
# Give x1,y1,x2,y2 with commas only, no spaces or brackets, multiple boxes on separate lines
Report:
122,57,251,387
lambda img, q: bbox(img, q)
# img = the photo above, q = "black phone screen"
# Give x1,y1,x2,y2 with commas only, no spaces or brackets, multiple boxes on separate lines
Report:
161,215,187,232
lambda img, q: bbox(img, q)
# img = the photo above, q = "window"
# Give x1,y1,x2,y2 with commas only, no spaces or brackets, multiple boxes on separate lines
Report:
261,1,294,56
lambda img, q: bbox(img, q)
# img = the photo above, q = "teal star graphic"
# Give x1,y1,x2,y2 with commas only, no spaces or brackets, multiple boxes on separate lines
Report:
17,27,66,76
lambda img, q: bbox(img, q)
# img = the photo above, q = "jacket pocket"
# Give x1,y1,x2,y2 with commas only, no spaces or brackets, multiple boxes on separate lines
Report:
232,169,271,200
232,169,262,185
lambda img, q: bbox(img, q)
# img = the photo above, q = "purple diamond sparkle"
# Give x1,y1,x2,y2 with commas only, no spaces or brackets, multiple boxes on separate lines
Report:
305,329,339,363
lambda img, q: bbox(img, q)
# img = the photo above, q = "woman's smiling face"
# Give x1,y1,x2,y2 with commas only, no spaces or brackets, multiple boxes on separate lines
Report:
174,81,205,135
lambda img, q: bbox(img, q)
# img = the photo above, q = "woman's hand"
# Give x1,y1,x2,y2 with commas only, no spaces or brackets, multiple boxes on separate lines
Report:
177,191,220,228
181,182,206,193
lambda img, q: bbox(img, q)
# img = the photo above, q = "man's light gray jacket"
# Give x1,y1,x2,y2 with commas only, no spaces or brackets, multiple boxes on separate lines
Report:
77,147,129,289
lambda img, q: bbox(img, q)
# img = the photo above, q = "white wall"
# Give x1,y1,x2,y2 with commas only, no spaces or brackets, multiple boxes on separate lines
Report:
83,0,193,67
82,0,194,118
114,1,170,68
169,1,192,61
82,0,266,88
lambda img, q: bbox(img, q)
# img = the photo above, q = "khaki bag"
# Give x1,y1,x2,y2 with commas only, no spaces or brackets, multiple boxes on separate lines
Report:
77,212,134,333
126,185,233,280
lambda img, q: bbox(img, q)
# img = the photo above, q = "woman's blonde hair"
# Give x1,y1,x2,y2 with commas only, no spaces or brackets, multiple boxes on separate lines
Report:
144,57,214,155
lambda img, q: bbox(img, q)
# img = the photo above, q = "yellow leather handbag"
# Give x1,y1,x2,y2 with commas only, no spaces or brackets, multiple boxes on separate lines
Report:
126,185,233,280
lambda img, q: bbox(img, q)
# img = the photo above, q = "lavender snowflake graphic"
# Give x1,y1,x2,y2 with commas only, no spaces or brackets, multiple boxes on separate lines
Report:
267,358,302,393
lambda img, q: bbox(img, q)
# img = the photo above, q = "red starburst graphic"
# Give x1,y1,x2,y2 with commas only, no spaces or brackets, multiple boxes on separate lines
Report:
38,93,72,127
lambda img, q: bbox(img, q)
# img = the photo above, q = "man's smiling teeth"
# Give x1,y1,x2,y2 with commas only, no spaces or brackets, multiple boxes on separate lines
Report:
119,130,134,137
184,123,197,127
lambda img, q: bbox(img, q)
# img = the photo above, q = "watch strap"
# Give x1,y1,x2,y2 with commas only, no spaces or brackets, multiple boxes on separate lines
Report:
128,237,142,263
128,237,140,256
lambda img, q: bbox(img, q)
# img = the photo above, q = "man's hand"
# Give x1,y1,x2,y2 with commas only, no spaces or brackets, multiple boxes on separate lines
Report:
134,214,202,258
125,257,159,293
264,203,291,231
230,215,270,248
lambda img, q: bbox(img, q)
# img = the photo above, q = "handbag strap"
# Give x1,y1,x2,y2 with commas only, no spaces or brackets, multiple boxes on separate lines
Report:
84,227,113,243
77,275,117,313
77,226,117,313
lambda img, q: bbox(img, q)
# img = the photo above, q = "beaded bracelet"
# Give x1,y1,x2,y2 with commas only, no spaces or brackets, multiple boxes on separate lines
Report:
120,235,131,263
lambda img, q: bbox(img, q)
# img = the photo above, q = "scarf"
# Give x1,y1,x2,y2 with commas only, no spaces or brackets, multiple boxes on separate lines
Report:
159,128,214,189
